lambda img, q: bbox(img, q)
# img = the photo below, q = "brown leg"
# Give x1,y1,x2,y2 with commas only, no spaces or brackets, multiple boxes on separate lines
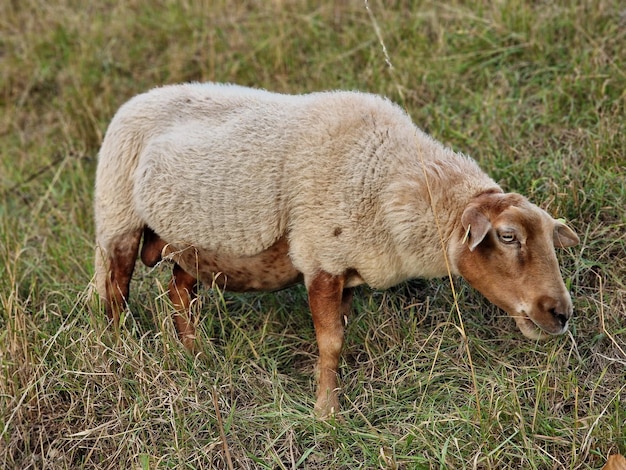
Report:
169,263,198,351
341,287,354,320
307,270,346,417
140,226,166,267
105,230,142,325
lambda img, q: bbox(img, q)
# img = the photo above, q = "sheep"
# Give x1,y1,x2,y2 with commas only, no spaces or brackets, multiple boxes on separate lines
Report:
94,82,580,417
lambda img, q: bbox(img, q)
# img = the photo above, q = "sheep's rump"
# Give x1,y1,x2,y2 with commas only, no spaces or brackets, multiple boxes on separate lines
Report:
133,118,291,256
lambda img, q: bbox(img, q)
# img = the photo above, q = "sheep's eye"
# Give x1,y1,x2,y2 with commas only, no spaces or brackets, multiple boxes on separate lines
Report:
499,231,516,244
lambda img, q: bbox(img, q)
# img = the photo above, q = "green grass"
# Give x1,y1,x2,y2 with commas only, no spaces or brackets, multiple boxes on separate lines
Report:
1,0,624,468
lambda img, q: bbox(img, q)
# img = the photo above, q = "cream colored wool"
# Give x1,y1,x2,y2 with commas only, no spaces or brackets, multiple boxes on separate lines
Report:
94,83,501,294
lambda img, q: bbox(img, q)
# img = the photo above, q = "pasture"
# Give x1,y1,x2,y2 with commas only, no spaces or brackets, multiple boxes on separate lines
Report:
1,1,624,468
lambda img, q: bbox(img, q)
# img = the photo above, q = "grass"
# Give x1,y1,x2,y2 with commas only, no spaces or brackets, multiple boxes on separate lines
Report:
1,0,624,468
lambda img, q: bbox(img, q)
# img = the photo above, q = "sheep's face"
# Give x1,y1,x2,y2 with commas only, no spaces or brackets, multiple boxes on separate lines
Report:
456,192,579,340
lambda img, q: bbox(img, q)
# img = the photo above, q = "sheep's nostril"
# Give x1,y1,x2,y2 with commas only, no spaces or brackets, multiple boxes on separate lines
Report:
551,309,569,328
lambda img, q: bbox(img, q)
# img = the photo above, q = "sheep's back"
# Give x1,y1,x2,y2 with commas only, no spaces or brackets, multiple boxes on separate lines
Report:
126,83,448,268
129,83,397,258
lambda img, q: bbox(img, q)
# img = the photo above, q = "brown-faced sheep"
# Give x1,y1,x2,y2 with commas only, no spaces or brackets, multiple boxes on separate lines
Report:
94,83,580,417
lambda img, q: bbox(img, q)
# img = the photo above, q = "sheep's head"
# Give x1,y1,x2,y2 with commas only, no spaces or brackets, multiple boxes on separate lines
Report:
456,192,579,340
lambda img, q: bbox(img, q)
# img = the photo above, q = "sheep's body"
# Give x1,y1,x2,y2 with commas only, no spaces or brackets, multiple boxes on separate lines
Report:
94,83,579,417
95,83,498,292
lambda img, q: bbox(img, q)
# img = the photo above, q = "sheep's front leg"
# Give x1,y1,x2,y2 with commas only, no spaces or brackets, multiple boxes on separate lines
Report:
307,270,347,417
169,264,198,352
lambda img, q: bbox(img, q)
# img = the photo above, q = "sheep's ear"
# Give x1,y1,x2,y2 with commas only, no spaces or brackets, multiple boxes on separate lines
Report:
461,206,491,252
554,221,579,248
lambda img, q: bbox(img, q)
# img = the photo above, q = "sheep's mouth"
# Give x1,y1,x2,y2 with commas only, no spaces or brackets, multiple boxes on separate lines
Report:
514,312,563,341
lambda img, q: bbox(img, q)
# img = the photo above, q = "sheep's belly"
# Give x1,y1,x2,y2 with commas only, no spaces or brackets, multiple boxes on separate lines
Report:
163,236,303,292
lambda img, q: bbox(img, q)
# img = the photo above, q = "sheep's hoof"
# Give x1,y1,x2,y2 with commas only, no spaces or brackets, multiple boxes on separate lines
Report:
314,393,341,420
181,336,197,354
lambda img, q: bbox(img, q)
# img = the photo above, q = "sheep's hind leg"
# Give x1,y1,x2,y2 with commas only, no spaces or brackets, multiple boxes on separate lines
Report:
140,227,198,351
105,229,142,325
169,264,198,352
307,270,346,418
140,226,166,267
341,288,354,321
